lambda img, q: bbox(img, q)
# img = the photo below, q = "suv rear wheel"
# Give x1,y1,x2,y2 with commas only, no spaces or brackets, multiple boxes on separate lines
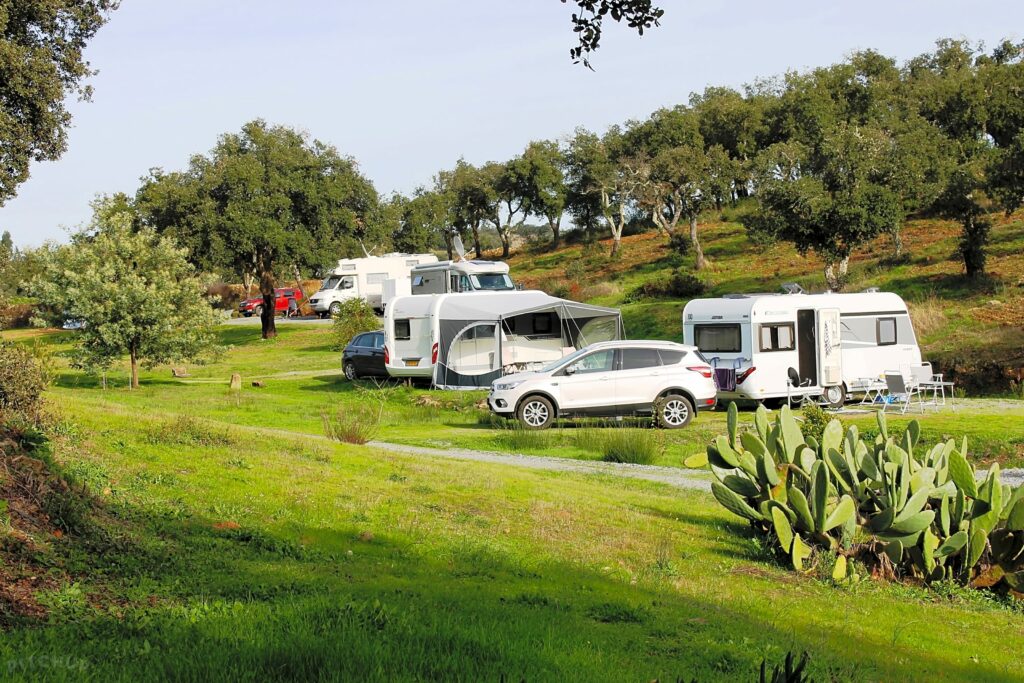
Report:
343,362,359,381
517,395,554,430
656,394,693,429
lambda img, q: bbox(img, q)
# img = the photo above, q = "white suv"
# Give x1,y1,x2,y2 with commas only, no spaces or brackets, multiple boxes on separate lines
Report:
488,340,717,430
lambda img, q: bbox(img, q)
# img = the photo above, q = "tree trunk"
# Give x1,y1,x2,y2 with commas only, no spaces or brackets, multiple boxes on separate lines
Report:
890,225,903,260
549,217,560,250
129,346,139,390
242,271,254,298
260,267,277,339
823,256,850,291
472,221,482,259
690,216,706,270
501,233,511,259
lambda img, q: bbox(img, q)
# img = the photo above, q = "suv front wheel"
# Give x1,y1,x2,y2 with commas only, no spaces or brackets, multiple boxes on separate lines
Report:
656,394,693,429
517,395,555,430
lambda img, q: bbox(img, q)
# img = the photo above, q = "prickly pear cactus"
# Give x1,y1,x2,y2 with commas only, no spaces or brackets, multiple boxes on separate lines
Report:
690,403,1024,598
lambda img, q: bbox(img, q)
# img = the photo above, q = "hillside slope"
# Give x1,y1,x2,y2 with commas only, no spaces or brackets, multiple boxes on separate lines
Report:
506,211,1024,393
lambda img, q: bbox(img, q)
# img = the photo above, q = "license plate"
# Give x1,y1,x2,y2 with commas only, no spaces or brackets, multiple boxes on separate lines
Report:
404,359,419,367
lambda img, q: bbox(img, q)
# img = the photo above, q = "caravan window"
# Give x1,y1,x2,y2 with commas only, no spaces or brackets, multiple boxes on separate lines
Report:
877,318,897,346
758,323,795,352
366,272,388,285
694,324,741,353
394,320,411,340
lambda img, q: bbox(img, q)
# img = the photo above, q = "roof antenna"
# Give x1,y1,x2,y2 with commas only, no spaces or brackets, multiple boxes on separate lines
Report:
781,282,805,295
452,234,466,262
360,242,380,258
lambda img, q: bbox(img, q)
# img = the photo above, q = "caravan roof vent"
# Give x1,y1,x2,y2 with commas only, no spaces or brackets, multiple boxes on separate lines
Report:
780,282,805,295
863,287,880,293
723,294,749,299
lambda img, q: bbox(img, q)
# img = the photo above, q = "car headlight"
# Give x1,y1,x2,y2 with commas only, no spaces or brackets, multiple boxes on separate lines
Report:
493,380,526,392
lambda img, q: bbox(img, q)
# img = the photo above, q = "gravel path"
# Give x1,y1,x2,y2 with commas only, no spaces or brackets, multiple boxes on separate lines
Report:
366,441,713,491
367,441,1023,489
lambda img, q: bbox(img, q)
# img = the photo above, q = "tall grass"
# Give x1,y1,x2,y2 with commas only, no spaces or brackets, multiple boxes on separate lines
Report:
907,295,947,339
574,427,662,465
491,423,558,452
322,404,381,445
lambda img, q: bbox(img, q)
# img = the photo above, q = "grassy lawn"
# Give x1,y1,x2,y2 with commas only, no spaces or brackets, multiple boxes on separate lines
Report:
3,324,1024,680
7,325,1023,469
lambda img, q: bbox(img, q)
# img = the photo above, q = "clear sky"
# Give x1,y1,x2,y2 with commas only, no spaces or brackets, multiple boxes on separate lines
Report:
2,0,1022,247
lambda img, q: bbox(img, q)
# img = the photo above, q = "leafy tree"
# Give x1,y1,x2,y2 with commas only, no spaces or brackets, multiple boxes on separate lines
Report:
516,140,567,249
136,120,379,338
564,127,642,257
32,198,219,389
0,0,117,205
643,144,713,268
746,125,902,290
562,0,664,68
444,160,498,259
395,189,449,254
492,158,531,259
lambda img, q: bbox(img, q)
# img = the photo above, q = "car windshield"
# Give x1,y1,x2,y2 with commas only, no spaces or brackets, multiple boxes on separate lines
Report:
320,276,342,291
470,273,514,291
540,347,590,373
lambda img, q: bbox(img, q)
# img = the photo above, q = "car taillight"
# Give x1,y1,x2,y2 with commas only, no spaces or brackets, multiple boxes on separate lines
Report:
737,367,756,384
431,343,438,364
383,346,390,365
687,365,713,379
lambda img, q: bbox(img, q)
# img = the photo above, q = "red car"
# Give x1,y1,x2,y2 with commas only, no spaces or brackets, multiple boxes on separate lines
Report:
238,288,304,317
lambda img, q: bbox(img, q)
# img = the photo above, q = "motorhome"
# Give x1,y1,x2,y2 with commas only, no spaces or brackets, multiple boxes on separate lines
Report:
409,260,515,295
383,291,623,388
682,288,922,406
308,253,438,316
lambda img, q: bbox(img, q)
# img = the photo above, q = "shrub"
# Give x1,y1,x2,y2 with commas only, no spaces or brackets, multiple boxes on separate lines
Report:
332,298,380,350
667,232,690,256
799,403,841,447
687,403,1024,597
322,403,382,445
0,341,49,422
624,269,707,303
491,423,557,452
146,415,235,447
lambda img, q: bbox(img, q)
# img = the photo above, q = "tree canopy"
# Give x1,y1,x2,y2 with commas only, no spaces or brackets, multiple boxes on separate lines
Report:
136,120,379,338
0,0,117,205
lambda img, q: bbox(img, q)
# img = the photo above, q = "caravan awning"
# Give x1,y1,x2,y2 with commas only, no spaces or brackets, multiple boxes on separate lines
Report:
433,291,624,389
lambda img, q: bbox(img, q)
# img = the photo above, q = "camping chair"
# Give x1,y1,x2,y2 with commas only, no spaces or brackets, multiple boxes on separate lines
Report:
907,362,955,406
882,371,924,414
786,367,816,408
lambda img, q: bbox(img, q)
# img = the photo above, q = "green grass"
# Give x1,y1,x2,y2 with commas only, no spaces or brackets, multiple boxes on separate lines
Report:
3,325,1024,680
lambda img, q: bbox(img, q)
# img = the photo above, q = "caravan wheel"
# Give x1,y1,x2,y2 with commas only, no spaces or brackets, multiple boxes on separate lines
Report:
823,384,846,409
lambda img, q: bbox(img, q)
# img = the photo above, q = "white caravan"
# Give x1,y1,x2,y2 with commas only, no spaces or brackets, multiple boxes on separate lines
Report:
682,289,922,406
308,253,438,316
383,291,623,388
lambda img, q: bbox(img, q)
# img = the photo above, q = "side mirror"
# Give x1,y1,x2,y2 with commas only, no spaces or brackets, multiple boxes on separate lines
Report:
564,365,577,375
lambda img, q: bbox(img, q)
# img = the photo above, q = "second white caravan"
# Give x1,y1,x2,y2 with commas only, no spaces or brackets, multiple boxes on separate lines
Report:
682,289,922,406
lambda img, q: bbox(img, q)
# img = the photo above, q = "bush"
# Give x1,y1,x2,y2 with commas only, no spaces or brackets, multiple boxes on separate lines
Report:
688,404,1024,597
322,403,382,445
799,404,841,447
667,232,690,256
624,269,707,303
0,341,49,422
332,298,380,350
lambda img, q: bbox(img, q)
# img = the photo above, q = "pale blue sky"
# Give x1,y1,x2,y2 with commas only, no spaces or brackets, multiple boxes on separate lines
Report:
2,0,1022,246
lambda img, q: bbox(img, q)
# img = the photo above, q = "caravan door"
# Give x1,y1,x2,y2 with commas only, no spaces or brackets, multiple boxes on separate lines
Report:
816,308,842,387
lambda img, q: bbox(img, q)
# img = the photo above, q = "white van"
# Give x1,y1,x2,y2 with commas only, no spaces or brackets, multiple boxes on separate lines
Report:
682,289,922,407
308,253,438,316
